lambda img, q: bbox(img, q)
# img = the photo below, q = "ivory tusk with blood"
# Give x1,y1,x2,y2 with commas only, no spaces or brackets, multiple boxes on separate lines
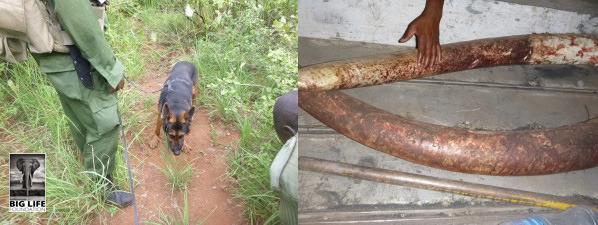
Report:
299,34,598,91
299,90,598,175
299,33,598,175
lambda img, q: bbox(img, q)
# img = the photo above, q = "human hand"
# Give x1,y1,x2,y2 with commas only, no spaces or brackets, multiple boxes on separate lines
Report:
110,78,125,93
399,0,444,68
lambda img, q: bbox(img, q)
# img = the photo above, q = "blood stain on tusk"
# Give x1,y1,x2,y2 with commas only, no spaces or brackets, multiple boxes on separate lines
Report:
299,34,598,91
299,34,598,175
299,91,598,176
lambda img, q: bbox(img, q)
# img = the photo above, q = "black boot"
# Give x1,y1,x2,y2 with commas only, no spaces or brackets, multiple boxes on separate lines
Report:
104,175,134,208
106,190,134,208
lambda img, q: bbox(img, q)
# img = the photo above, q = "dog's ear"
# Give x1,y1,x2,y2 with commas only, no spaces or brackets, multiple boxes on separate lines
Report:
163,104,176,124
179,111,187,124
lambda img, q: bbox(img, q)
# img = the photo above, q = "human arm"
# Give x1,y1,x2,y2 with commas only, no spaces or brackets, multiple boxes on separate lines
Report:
53,0,124,91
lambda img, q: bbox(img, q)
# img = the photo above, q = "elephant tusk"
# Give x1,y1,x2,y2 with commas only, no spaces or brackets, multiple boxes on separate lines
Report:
299,90,598,175
299,33,598,175
299,34,598,91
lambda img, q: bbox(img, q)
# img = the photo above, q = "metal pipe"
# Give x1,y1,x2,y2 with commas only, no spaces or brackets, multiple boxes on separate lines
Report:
299,34,598,91
299,156,597,211
299,91,598,175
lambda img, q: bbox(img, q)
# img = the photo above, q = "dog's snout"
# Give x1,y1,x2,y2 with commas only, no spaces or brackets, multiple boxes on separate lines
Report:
169,137,185,156
173,147,182,155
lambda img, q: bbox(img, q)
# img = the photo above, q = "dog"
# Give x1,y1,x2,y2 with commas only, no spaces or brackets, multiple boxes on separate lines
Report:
149,61,198,155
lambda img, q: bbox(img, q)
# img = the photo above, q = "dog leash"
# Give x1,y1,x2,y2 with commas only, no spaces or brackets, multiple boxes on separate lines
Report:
118,111,140,225
115,75,164,225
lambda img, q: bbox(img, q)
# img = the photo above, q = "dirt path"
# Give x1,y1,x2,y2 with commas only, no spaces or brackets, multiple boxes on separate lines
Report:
93,45,245,225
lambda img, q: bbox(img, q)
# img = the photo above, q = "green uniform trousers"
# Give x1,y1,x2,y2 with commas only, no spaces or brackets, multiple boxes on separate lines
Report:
35,53,121,179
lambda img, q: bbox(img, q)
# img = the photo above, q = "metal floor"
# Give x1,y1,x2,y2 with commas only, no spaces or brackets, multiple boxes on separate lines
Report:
298,37,598,224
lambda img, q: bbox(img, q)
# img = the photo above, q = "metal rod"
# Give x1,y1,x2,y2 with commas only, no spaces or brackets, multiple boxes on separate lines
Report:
299,156,598,211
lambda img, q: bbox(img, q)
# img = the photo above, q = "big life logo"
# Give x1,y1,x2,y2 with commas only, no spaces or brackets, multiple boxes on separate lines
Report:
9,153,46,212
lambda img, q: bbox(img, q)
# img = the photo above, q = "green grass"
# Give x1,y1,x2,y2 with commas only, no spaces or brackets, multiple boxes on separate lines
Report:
147,191,199,225
160,150,194,192
0,0,296,224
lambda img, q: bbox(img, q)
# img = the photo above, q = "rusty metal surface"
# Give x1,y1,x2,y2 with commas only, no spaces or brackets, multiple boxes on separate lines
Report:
299,157,598,210
299,34,598,91
299,90,598,175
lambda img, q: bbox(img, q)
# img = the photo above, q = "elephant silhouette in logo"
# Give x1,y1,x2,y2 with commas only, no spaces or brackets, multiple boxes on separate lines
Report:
16,158,40,191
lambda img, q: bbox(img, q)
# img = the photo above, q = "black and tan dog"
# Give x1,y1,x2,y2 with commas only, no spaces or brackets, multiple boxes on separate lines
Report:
149,61,198,155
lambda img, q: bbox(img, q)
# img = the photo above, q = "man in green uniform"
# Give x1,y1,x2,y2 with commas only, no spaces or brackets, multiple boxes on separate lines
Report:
30,0,133,208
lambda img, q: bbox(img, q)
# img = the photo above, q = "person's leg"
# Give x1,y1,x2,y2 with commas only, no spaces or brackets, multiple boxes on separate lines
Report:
47,70,132,207
83,122,120,179
46,70,118,177
56,93,86,153
63,97,119,179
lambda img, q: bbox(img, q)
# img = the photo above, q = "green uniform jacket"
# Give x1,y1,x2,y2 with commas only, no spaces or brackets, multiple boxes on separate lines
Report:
36,0,123,88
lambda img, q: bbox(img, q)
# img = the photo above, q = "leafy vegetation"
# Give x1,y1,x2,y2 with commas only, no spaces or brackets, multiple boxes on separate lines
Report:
191,2,296,224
